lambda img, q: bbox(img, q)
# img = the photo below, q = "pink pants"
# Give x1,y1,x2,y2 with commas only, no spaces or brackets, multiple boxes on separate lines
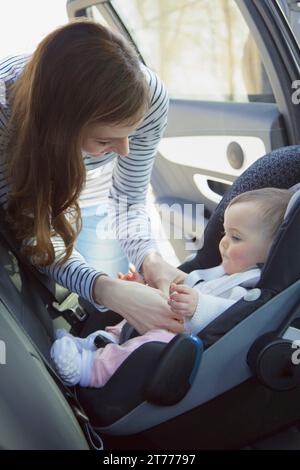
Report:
90,327,175,387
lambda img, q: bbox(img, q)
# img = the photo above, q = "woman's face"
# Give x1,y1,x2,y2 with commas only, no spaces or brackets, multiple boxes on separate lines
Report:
81,121,140,158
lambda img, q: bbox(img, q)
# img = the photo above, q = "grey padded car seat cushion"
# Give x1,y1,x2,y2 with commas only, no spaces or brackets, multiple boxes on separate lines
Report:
180,145,300,273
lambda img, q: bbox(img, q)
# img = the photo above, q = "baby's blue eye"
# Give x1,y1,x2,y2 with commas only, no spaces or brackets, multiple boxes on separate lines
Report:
231,235,241,242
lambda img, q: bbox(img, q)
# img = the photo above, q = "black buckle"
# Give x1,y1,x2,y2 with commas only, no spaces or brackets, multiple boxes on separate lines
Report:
52,293,87,324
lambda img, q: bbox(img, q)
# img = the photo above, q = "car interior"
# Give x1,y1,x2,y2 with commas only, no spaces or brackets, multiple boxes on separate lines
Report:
2,0,300,451
2,146,300,450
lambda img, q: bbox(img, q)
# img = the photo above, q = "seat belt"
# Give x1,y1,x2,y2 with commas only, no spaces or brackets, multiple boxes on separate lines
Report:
0,206,87,330
52,292,88,326
43,355,104,450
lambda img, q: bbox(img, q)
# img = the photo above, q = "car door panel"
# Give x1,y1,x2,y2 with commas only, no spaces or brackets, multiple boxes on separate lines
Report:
154,99,286,212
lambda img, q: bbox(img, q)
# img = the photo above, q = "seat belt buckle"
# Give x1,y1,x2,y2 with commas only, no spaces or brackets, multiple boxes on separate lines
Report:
52,293,87,323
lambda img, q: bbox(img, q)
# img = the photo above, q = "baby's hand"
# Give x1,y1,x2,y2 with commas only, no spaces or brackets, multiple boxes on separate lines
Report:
118,263,145,284
168,283,198,318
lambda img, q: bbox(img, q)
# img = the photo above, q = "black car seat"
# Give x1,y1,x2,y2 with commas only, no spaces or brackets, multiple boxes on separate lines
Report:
1,145,300,450
74,145,300,449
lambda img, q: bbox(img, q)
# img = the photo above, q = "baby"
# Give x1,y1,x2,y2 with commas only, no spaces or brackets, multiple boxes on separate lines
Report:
51,187,292,387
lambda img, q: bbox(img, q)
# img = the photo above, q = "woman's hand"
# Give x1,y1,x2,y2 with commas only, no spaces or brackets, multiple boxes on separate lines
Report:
142,252,187,296
168,283,198,318
93,275,184,335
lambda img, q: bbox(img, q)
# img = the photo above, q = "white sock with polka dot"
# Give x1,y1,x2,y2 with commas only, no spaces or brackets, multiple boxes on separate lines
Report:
50,336,94,387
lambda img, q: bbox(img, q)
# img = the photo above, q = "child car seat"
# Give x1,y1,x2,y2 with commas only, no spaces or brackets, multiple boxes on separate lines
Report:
74,145,300,450
1,145,300,449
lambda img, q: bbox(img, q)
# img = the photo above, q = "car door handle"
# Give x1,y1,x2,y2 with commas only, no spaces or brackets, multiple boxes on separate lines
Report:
227,141,245,170
193,174,230,204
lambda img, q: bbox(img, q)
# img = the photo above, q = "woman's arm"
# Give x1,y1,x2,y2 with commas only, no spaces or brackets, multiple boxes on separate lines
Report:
93,274,184,334
141,252,187,295
0,55,32,206
39,240,185,333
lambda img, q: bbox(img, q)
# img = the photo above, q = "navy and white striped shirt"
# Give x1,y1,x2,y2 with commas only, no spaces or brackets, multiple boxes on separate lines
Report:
0,54,169,308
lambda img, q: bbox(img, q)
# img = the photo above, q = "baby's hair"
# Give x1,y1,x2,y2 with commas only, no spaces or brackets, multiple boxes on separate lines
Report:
227,187,292,240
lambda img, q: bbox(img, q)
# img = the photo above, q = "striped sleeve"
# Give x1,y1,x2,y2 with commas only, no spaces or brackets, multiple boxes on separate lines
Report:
109,66,169,270
35,236,108,311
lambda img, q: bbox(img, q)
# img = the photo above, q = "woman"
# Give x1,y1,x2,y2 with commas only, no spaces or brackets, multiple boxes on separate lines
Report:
0,20,184,334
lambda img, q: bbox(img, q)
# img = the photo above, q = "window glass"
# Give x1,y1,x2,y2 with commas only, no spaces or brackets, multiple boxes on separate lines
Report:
105,0,275,103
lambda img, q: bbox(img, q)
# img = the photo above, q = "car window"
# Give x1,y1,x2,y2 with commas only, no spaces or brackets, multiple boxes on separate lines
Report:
101,0,275,103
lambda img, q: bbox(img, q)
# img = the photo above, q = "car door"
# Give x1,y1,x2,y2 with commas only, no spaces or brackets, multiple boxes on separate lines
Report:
67,0,300,262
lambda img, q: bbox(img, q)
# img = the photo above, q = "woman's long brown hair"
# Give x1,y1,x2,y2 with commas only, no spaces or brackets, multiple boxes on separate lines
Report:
6,20,149,266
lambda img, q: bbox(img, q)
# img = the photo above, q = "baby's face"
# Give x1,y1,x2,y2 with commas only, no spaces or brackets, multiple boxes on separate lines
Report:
219,201,272,274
